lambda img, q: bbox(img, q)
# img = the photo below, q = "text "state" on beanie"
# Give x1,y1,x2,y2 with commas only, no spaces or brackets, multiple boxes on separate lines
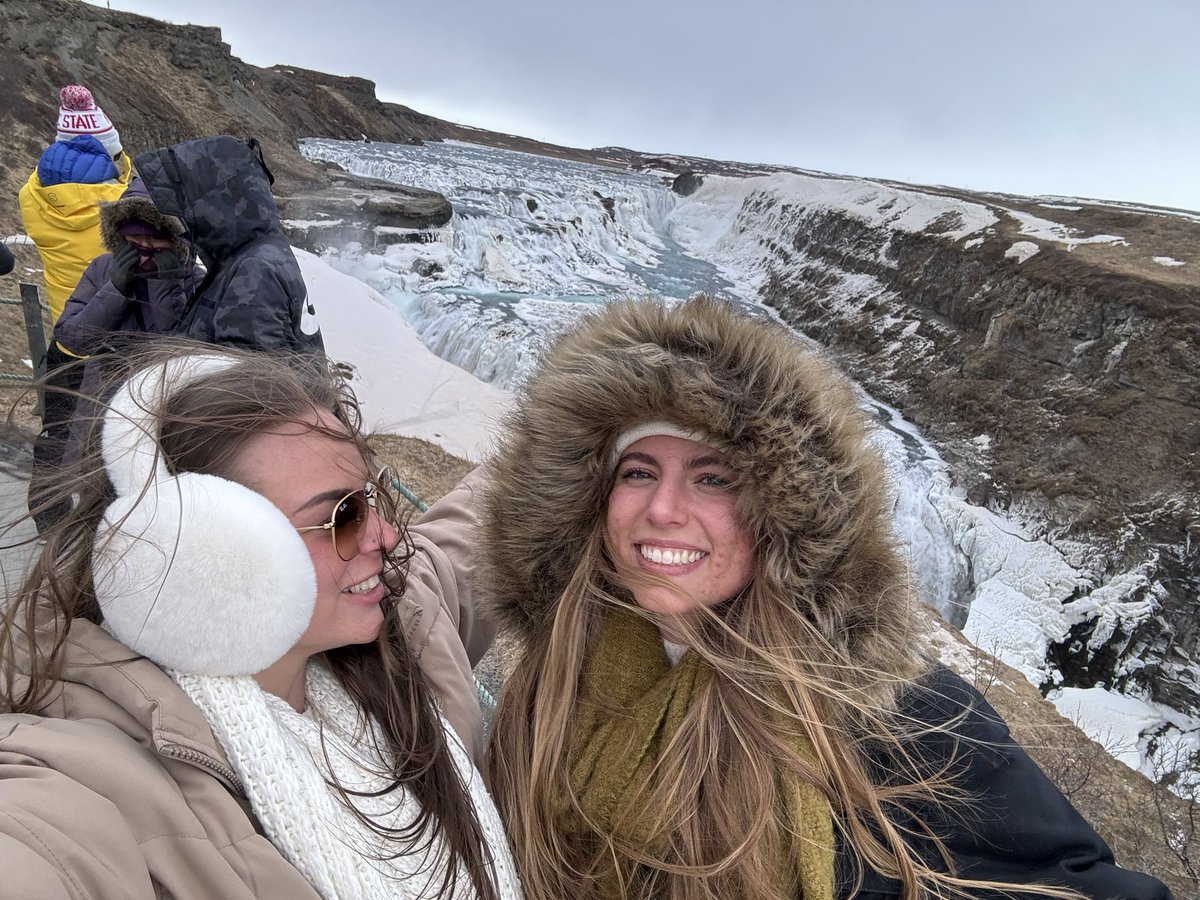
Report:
56,84,123,159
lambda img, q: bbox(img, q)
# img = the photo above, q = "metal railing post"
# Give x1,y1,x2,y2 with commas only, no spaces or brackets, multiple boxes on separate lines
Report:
19,282,47,415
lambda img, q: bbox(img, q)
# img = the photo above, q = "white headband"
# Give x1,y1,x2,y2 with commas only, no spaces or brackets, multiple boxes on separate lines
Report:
609,420,708,471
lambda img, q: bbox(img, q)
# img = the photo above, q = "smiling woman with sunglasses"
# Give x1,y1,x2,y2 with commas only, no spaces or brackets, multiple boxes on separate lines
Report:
0,343,520,899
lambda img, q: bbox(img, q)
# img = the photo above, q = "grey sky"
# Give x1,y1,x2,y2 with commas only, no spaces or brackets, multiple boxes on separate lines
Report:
89,1,1197,210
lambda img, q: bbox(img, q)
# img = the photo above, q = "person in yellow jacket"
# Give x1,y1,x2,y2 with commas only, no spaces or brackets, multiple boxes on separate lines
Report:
18,85,132,325
18,151,131,325
20,85,133,533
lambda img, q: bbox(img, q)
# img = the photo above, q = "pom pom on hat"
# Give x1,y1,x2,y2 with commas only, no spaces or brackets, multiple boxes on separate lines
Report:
56,84,122,158
60,85,95,111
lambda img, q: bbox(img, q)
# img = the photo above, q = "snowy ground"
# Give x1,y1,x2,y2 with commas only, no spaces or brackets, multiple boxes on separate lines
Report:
295,249,509,462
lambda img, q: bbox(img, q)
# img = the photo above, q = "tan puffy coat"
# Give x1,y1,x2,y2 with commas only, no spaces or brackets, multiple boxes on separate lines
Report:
0,471,493,897
399,468,494,759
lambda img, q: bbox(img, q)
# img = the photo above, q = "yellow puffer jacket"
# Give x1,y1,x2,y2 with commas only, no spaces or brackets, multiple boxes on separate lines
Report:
18,153,132,324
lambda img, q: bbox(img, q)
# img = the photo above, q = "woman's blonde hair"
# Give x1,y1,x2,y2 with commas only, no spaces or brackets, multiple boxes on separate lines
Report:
2,339,500,900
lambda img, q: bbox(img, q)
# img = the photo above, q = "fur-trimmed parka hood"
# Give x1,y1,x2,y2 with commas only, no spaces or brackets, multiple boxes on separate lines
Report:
482,296,919,681
98,177,189,260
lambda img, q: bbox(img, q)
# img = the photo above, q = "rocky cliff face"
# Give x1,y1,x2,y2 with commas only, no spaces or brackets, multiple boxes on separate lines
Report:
1,0,469,236
661,168,1200,718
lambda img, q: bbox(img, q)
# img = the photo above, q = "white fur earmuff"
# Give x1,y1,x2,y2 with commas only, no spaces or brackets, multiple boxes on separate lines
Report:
93,355,318,676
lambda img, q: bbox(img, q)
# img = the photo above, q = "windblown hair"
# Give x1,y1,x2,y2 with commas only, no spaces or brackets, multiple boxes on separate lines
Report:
1,339,500,900
483,297,1084,900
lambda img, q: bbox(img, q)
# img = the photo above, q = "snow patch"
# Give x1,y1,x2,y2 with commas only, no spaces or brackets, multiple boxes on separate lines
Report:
1153,256,1186,267
1053,686,1200,789
282,218,346,228
1005,241,1040,263
1104,339,1128,372
294,248,509,461
1005,209,1127,248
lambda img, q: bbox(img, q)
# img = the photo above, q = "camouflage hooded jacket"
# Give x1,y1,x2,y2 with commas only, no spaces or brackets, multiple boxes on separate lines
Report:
135,136,323,355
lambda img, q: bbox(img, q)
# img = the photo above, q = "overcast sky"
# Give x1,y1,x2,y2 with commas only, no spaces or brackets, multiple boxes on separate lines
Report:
87,1,1197,211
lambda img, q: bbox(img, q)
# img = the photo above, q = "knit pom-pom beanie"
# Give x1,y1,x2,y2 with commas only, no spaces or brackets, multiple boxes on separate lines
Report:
56,84,122,158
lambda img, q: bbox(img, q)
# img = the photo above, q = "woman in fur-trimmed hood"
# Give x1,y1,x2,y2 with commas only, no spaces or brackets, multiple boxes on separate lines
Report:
482,296,1170,900
55,175,198,357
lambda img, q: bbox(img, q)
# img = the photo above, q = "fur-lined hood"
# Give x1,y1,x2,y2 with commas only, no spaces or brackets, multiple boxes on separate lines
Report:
98,177,189,259
482,296,918,679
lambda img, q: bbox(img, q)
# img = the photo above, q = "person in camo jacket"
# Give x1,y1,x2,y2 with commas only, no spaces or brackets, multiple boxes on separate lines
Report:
133,135,325,356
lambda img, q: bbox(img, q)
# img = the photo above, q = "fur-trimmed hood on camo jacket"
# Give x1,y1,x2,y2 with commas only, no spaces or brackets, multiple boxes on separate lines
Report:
482,295,921,702
134,136,324,355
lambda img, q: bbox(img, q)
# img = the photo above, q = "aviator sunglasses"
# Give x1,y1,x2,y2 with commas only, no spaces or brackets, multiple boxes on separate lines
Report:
295,466,398,561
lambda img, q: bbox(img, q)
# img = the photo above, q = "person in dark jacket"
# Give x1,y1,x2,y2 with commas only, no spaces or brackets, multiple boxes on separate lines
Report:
133,135,324,355
53,177,201,361
0,243,13,277
26,177,204,532
482,296,1172,899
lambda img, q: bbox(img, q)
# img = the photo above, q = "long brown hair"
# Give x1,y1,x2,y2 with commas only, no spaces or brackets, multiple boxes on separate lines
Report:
1,340,500,900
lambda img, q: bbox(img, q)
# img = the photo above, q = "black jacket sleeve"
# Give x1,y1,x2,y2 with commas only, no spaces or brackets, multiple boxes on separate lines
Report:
841,666,1173,899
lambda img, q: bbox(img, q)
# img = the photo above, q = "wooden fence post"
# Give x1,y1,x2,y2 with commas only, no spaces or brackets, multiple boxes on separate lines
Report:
19,282,47,415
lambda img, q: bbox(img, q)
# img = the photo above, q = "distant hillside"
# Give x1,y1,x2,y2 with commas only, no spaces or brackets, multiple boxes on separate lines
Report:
1,0,619,237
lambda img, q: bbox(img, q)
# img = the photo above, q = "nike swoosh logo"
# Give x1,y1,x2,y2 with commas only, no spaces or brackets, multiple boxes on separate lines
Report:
300,299,320,336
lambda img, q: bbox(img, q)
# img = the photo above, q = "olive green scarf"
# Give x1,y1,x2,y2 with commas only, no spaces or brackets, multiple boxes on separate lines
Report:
563,607,835,898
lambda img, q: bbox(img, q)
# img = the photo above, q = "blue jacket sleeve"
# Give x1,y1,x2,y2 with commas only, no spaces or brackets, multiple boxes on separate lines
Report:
843,666,1174,899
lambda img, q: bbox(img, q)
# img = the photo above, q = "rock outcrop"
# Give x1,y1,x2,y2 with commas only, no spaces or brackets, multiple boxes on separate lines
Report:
1,0,470,237
787,208,1195,701
277,170,454,252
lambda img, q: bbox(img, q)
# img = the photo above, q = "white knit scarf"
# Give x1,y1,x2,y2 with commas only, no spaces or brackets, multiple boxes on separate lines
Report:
173,663,521,899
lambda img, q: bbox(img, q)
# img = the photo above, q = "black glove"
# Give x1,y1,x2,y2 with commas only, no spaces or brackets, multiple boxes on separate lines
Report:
108,241,141,297
148,248,188,280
